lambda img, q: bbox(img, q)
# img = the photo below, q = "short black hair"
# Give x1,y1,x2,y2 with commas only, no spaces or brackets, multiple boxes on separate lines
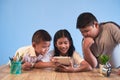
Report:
76,12,98,28
32,29,51,44
53,29,75,57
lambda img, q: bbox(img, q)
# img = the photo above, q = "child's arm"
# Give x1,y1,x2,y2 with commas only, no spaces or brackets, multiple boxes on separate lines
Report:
34,61,55,68
22,54,37,70
73,60,92,72
118,69,120,75
82,37,98,68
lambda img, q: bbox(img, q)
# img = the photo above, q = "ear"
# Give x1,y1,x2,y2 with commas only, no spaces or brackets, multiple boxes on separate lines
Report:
55,43,57,47
32,42,36,48
94,21,99,28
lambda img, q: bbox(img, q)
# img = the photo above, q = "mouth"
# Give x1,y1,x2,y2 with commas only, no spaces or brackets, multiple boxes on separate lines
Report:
60,48,68,53
40,52,45,55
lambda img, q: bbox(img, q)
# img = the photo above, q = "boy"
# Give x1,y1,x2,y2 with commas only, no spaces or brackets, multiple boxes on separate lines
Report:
76,12,120,68
12,29,55,70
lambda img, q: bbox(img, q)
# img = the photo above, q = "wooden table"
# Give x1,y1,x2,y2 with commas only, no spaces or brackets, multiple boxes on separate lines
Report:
0,65,120,80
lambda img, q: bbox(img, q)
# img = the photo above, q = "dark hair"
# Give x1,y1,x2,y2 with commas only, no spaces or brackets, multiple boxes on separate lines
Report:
76,12,98,28
32,29,51,44
53,29,75,57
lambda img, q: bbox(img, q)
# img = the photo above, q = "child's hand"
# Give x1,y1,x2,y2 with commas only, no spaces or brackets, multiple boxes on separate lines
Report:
118,69,120,75
22,62,32,70
83,37,94,49
55,65,74,72
51,58,61,66
55,59,74,72
51,57,57,62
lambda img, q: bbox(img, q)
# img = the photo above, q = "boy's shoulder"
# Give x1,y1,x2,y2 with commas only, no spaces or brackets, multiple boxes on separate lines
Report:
16,45,35,56
17,45,33,51
100,21,120,31
100,21,119,28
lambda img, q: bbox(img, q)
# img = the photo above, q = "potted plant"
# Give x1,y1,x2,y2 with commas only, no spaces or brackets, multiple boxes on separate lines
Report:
98,54,111,77
99,54,110,65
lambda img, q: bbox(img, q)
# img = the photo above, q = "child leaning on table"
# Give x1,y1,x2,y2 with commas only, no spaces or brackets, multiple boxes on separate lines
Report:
11,29,55,70
51,29,92,72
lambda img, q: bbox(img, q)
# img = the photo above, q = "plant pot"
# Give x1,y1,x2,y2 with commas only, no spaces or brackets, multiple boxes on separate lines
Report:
99,64,104,74
99,63,112,77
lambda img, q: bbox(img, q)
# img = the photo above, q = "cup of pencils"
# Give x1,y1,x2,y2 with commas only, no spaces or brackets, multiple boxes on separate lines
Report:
10,61,21,74
9,52,22,74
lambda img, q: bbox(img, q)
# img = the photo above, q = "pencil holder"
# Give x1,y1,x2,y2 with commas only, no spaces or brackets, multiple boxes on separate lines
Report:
10,61,22,74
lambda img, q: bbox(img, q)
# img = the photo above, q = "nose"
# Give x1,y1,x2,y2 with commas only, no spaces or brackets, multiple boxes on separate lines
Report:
61,44,66,48
42,48,49,55
83,32,88,37
46,47,49,52
44,47,49,52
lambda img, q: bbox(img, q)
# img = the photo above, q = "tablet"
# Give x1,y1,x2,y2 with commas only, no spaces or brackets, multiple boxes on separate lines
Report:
53,56,71,65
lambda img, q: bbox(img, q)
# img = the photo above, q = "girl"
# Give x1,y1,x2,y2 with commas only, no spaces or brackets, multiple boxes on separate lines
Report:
51,29,92,72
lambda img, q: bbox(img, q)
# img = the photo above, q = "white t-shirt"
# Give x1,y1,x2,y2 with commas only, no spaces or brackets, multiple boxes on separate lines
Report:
15,45,52,63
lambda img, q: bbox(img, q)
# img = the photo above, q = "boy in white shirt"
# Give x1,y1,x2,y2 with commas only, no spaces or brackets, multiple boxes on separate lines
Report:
13,29,55,70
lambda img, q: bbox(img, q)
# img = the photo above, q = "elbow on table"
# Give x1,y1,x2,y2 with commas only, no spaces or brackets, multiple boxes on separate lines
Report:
82,60,93,71
84,63,93,71
87,65,93,71
90,62,98,69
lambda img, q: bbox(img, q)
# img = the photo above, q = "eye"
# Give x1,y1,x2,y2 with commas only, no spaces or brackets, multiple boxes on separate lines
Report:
42,46,46,48
42,46,48,48
64,41,68,44
58,42,62,45
84,30,89,33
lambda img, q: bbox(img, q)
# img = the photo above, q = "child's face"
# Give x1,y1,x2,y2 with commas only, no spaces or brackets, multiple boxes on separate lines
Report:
33,41,50,55
55,37,70,55
79,24,99,38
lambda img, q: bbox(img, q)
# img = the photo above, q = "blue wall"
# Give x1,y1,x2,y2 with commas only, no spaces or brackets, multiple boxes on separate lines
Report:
0,0,120,65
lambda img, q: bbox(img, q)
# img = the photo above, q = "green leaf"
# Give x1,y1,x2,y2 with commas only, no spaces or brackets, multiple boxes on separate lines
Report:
99,54,110,65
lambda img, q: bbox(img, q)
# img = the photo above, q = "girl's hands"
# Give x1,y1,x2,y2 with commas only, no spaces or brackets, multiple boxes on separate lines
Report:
51,57,61,67
54,59,75,72
55,65,75,72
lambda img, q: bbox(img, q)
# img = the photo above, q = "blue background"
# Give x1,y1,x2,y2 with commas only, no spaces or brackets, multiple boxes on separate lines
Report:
0,0,120,65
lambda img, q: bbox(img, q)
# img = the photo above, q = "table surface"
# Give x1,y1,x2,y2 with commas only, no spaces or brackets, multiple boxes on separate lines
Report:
0,65,120,80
